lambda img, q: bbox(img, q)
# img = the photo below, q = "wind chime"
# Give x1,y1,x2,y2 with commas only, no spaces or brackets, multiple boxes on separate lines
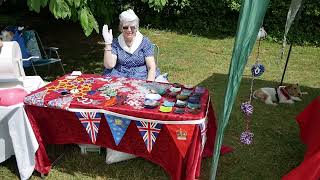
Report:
240,27,267,145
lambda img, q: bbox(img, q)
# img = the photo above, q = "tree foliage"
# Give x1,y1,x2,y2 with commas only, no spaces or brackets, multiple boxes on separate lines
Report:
26,0,169,36
27,0,101,36
3,0,317,45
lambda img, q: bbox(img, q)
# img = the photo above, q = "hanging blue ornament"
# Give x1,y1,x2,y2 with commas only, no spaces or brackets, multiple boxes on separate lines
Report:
251,63,265,77
240,131,254,145
240,102,253,116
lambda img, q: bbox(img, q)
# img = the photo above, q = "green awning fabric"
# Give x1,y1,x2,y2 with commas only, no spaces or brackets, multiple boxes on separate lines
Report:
210,0,270,180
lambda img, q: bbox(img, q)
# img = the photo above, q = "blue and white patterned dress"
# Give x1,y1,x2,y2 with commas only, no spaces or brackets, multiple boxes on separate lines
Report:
103,36,160,80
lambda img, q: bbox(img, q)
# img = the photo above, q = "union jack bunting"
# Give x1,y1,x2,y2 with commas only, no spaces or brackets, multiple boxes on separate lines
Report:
199,118,208,151
135,121,162,152
75,112,101,144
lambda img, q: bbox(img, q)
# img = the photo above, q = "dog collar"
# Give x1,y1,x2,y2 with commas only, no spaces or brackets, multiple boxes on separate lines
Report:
280,87,291,100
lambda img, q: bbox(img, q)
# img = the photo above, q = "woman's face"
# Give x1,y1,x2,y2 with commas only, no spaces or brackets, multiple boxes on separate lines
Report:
121,22,137,42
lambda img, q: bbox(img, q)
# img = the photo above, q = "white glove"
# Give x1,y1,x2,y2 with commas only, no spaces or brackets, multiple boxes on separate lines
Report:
102,25,113,44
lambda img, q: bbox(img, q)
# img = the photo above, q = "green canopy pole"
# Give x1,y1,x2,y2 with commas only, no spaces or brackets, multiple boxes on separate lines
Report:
210,0,270,179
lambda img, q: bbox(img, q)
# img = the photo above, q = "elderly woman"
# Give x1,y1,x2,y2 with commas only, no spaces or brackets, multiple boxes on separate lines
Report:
102,9,162,81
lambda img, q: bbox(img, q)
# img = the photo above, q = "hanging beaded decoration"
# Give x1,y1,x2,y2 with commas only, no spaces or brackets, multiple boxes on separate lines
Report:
240,27,266,145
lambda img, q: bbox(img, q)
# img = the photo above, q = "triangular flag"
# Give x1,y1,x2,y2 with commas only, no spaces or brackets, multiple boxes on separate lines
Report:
166,124,195,157
199,118,208,152
135,121,162,152
104,114,131,145
75,112,101,144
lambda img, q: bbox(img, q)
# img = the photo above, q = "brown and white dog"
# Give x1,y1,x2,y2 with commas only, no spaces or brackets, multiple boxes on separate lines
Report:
253,84,303,105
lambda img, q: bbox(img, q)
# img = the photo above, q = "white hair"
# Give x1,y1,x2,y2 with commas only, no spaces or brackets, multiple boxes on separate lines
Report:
119,9,139,28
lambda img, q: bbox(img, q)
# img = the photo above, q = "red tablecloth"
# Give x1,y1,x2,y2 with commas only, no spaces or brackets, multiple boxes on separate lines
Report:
283,96,320,180
24,74,232,180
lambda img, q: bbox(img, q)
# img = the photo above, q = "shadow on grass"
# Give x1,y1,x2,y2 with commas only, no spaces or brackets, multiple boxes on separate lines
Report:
197,73,319,179
41,145,168,180
0,156,19,179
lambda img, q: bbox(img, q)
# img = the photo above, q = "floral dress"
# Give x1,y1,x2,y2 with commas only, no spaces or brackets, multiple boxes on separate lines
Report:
103,36,160,80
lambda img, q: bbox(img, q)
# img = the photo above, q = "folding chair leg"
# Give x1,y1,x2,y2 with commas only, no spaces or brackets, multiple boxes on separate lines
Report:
47,64,50,74
31,63,38,75
59,61,65,74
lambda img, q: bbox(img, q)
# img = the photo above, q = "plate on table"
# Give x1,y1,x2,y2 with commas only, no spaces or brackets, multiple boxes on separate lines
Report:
175,100,187,108
174,108,185,114
169,87,181,93
187,102,201,109
187,108,201,114
159,106,173,113
180,89,192,96
163,100,175,107
157,87,167,95
176,94,188,101
144,99,160,109
188,95,201,104
145,93,162,101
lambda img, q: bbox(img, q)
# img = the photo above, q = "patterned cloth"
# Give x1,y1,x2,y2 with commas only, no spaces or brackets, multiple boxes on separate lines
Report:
103,36,161,80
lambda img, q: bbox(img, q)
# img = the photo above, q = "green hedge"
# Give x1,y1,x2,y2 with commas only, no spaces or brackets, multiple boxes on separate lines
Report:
264,0,320,46
132,0,319,46
133,0,238,37
2,0,318,45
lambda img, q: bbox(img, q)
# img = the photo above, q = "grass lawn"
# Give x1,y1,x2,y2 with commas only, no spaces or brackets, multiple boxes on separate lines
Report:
1,25,319,180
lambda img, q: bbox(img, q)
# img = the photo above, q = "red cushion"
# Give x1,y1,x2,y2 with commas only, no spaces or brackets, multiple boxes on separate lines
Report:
0,88,28,106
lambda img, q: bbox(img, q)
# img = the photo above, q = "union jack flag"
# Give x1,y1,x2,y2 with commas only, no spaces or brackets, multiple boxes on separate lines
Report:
199,118,208,151
135,121,162,152
75,112,101,144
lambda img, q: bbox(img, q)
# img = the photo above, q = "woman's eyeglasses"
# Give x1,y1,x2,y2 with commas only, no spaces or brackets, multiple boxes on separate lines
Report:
122,26,136,31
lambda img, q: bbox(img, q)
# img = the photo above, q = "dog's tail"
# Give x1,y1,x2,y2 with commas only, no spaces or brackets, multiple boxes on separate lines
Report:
252,90,267,100
252,90,258,99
